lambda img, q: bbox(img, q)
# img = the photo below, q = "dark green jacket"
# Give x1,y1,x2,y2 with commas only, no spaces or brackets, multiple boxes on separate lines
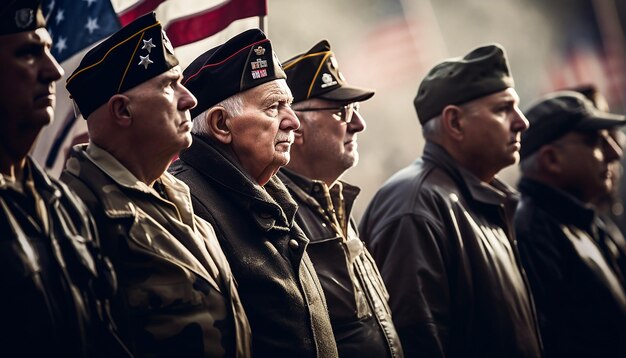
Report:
170,134,338,358
62,143,251,358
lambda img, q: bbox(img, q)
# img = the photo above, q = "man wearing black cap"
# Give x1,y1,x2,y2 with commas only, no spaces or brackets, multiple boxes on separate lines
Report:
359,44,542,357
515,91,626,357
277,40,403,358
169,29,338,357
61,12,251,357
0,1,128,356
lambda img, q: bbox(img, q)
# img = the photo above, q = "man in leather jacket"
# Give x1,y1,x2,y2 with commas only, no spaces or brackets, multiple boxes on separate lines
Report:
359,44,542,357
61,13,251,357
516,91,626,357
169,29,338,357
277,40,403,358
0,1,128,356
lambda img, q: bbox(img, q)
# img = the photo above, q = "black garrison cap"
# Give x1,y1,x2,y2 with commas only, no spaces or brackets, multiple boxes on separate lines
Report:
0,0,46,35
282,40,374,104
414,44,514,124
66,12,179,119
183,28,285,119
520,90,626,160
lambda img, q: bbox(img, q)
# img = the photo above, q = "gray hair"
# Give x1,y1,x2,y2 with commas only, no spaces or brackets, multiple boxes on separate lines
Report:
191,93,244,136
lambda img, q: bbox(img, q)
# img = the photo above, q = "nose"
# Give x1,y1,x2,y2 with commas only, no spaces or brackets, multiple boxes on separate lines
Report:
178,83,198,111
511,106,530,133
41,48,64,83
281,106,300,131
347,109,366,133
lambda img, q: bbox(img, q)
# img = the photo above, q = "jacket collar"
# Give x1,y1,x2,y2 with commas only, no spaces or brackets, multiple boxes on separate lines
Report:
422,141,517,208
278,167,361,218
518,177,596,230
178,134,298,229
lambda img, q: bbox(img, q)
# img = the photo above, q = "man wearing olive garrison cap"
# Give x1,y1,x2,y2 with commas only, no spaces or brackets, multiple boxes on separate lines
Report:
515,91,626,357
359,44,542,357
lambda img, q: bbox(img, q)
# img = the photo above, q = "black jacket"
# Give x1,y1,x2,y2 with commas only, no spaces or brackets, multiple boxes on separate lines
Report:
169,134,338,358
278,168,403,358
359,142,542,358
516,177,626,357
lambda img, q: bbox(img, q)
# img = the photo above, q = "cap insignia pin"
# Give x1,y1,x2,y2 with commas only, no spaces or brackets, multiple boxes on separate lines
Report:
253,46,266,56
142,38,156,53
15,8,34,29
138,54,153,69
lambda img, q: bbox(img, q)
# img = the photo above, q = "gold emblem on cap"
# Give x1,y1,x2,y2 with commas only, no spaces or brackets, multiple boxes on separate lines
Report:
138,54,153,69
162,31,175,55
15,8,34,29
254,46,266,56
142,38,156,53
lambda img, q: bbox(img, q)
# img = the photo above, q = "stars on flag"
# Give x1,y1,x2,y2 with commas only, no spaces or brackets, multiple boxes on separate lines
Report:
85,17,99,34
42,0,120,62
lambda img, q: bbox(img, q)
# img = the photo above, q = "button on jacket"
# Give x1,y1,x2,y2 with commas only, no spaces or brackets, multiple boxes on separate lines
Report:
62,143,251,358
169,134,338,358
278,168,404,358
516,177,626,357
359,142,542,358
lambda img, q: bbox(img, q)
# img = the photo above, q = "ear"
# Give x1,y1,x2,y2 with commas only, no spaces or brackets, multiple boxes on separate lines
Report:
108,94,132,127
440,104,464,142
537,146,563,174
207,107,232,144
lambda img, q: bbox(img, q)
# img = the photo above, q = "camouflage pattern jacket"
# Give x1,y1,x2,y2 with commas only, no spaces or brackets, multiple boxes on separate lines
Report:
62,143,251,358
169,134,339,358
278,169,404,358
0,157,128,357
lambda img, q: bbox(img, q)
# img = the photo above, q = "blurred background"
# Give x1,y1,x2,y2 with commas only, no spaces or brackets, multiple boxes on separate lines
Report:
266,0,626,219
37,0,626,219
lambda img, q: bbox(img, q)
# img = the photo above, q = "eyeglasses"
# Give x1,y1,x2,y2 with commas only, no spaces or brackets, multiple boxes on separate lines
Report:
294,102,360,123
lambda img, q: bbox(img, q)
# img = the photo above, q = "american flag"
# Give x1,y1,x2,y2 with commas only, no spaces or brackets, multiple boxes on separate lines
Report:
33,0,267,177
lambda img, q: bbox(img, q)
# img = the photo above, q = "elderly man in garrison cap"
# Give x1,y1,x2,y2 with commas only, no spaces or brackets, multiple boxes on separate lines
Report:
515,91,626,357
169,29,339,357
0,1,129,356
61,12,251,357
277,40,403,358
359,44,542,357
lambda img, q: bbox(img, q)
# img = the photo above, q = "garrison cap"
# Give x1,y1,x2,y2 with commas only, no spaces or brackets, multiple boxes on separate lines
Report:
183,28,285,119
520,90,626,160
0,0,46,35
66,12,179,119
282,40,374,103
414,44,514,124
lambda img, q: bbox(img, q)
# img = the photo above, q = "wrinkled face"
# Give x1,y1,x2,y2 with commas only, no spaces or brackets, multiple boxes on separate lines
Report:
126,66,197,159
552,129,622,203
292,98,366,180
460,88,529,179
0,28,63,146
228,79,299,182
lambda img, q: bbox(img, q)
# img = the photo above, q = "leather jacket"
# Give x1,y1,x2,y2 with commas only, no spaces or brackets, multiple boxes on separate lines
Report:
516,177,626,357
359,142,542,358
278,168,404,358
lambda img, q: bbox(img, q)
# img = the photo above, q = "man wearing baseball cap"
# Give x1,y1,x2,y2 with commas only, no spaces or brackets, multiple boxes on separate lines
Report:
359,44,542,357
169,29,338,357
277,40,403,357
515,90,626,357
61,12,251,357
0,1,129,356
